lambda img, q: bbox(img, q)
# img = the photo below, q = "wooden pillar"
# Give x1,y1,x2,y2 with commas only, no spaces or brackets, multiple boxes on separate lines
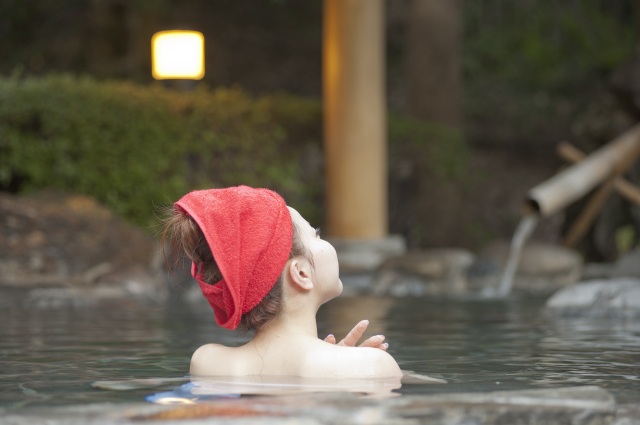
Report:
323,0,387,239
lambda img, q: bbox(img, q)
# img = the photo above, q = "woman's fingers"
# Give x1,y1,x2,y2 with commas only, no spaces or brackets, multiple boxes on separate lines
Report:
324,320,389,351
324,334,337,344
358,334,386,349
337,320,369,346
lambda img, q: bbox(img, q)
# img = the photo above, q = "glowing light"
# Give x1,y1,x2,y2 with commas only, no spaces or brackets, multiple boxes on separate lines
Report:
152,30,204,80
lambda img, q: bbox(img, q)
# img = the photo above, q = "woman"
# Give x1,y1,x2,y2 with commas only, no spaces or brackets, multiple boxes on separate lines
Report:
164,185,402,379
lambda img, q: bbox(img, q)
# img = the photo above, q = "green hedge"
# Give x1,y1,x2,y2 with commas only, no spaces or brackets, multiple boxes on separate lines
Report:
0,74,466,235
0,74,324,227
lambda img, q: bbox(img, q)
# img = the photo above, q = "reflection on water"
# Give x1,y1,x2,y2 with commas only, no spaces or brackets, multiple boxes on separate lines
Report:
1,292,639,408
364,296,640,404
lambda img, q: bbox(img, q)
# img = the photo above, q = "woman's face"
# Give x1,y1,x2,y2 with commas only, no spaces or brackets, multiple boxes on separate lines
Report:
288,207,343,302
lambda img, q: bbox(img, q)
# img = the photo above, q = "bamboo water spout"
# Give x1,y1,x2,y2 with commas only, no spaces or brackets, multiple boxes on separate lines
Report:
496,124,640,297
526,124,640,217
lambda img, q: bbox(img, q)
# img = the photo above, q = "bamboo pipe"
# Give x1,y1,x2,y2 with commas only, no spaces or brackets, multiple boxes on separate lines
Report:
557,142,640,207
526,124,640,217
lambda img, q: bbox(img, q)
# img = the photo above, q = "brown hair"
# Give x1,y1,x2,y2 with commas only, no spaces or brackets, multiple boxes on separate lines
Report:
161,205,308,332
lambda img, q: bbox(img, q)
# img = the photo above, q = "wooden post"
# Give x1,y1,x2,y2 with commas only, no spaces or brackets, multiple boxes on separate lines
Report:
323,0,387,239
563,174,618,248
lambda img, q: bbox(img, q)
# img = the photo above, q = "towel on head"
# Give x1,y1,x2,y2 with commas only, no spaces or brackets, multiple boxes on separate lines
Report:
175,186,293,330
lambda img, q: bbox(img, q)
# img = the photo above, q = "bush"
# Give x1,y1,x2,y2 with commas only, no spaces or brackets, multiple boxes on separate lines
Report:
0,74,323,227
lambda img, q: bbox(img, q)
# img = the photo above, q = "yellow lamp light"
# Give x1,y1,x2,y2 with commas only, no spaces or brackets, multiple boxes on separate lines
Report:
152,30,204,80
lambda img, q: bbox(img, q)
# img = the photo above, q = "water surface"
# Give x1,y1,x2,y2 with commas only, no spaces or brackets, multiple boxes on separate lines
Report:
1,291,638,408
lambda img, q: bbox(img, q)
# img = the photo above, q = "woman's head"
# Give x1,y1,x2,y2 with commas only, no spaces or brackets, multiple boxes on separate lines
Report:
286,206,343,303
163,186,310,331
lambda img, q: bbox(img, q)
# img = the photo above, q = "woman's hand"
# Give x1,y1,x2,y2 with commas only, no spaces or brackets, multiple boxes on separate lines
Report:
323,320,389,351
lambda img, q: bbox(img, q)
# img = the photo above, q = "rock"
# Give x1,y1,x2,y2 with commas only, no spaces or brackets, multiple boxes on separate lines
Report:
330,235,406,272
22,266,169,308
373,249,475,296
0,191,166,305
612,248,640,278
338,272,377,296
582,262,615,280
480,240,583,294
545,278,640,318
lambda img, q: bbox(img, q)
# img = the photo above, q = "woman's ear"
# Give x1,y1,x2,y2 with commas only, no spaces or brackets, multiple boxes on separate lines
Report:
285,257,314,291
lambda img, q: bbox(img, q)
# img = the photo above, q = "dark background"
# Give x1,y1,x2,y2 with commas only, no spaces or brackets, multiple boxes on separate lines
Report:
2,0,639,259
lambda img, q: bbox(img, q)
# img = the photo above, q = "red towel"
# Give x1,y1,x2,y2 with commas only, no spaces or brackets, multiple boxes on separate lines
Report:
175,186,293,330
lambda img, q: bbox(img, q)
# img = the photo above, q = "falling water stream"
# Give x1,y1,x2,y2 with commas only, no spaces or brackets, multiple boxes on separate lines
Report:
496,213,539,296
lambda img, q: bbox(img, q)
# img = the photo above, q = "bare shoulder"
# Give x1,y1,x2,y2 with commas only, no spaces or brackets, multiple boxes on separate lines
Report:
309,343,403,379
353,346,403,378
190,343,231,376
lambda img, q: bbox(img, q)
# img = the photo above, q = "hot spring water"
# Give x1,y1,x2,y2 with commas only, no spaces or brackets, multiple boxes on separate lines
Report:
1,291,638,408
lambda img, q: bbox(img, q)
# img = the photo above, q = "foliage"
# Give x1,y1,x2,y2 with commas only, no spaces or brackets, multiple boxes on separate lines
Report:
463,0,636,148
0,74,321,227
389,114,468,180
465,1,634,92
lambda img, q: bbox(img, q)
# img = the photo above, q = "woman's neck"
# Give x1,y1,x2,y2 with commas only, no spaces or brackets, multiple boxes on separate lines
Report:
254,304,320,342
